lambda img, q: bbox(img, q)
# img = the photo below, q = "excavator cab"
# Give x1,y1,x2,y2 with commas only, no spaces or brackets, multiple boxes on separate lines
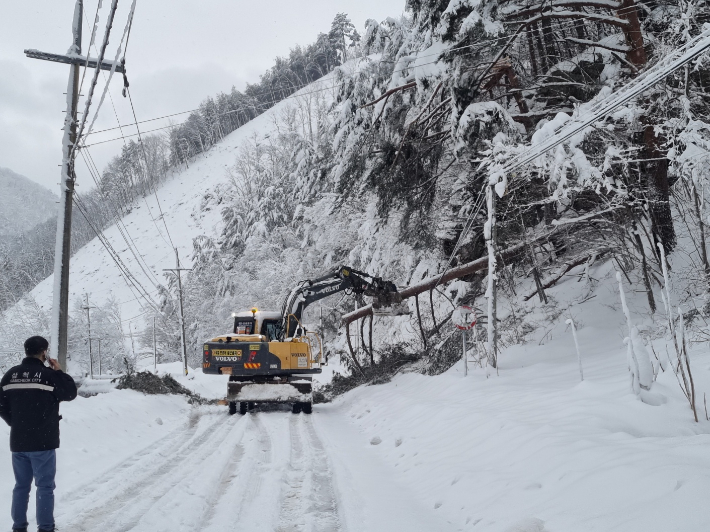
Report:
260,319,283,342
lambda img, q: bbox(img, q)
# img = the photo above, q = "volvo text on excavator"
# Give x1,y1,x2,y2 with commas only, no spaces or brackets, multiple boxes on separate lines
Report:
202,266,407,414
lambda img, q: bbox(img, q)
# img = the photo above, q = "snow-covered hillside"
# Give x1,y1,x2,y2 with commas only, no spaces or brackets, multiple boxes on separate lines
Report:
0,166,56,238
0,73,343,358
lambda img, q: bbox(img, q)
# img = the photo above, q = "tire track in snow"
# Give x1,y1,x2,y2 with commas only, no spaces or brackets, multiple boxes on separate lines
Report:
60,409,242,532
196,427,247,528
201,411,277,532
55,408,210,520
132,410,251,531
302,416,342,531
276,414,308,531
275,414,342,532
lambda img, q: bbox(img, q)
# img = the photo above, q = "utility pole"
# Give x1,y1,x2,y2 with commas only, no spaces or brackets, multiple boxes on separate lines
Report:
486,184,498,370
97,338,102,376
163,249,191,375
25,0,124,371
153,316,157,372
462,329,467,377
129,324,136,360
82,293,97,378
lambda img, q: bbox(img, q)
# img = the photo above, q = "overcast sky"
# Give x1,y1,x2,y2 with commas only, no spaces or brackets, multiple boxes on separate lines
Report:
0,0,405,192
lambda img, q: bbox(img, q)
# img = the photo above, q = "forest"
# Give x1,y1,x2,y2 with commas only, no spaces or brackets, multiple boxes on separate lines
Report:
3,1,710,394
172,0,710,387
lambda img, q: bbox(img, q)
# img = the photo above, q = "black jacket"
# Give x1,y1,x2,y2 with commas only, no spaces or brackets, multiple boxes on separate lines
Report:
0,357,77,452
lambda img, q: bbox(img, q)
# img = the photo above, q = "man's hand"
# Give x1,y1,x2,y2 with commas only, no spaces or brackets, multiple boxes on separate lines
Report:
47,358,62,371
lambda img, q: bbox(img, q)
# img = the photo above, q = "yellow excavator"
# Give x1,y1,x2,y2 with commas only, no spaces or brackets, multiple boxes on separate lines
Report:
202,266,405,414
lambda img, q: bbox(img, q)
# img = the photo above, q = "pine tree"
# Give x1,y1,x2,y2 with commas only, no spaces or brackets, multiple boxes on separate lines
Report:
329,13,358,62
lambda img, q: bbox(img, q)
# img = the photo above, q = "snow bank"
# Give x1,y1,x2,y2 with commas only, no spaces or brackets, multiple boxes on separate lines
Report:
315,259,710,531
0,388,206,529
152,362,229,400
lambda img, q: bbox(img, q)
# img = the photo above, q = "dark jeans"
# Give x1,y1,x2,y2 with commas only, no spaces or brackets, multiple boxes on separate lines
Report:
11,450,56,531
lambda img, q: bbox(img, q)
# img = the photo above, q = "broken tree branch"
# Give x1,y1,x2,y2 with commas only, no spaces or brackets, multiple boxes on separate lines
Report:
360,81,417,109
415,294,428,349
343,207,624,325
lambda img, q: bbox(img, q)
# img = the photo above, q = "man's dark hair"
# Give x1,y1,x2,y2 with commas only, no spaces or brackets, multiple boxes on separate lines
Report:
24,336,49,357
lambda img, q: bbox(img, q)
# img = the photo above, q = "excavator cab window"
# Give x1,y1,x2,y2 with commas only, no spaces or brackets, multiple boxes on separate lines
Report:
261,319,283,341
233,318,254,335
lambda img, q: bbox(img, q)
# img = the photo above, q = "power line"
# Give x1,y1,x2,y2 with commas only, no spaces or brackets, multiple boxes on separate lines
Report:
72,191,161,313
82,146,164,290
72,200,157,312
78,5,176,258
78,147,163,288
85,0,175,249
85,6,644,140
498,27,710,177
81,5,130,148
79,0,137,150
83,6,645,144
77,0,104,98
125,85,177,249
70,0,121,162
88,109,201,136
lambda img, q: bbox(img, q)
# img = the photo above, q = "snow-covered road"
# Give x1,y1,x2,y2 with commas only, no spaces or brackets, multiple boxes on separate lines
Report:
4,262,710,531
51,406,457,532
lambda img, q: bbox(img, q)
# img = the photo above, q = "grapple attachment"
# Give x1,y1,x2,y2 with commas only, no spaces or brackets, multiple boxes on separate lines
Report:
372,290,411,316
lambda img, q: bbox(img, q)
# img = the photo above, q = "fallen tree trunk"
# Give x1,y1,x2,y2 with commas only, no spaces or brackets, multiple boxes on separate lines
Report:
342,208,623,326
343,239,528,325
360,82,417,109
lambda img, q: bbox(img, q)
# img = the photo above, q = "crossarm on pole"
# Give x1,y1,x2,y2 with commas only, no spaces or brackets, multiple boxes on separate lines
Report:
24,49,125,73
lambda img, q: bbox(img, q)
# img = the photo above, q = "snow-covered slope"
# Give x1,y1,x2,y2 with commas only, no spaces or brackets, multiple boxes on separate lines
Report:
0,166,57,238
329,261,710,531
1,75,339,337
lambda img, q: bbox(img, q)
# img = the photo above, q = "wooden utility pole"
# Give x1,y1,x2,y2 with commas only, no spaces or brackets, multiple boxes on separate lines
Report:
129,324,136,359
25,0,124,371
163,249,191,376
82,293,97,378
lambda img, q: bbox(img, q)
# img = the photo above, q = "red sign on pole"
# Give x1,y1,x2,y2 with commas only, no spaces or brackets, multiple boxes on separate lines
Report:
454,305,477,330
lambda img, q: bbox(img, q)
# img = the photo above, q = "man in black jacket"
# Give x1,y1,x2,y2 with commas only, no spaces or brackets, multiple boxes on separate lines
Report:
0,336,77,532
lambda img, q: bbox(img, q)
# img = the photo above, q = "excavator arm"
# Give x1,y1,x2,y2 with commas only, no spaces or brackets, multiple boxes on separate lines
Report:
280,266,403,337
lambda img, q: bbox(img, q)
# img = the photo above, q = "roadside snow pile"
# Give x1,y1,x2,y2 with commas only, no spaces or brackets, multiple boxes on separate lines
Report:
0,388,205,530
115,371,196,397
77,377,117,397
153,362,229,400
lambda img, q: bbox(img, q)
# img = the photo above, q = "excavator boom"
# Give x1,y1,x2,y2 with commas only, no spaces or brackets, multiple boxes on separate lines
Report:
281,266,406,337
